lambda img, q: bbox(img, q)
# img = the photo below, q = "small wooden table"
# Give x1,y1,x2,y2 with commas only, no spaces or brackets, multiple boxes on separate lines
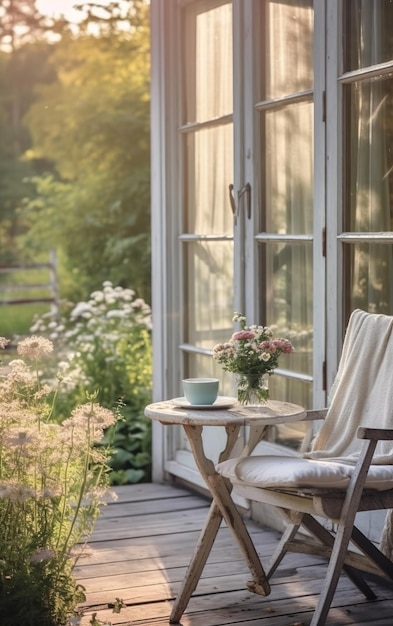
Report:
144,399,306,623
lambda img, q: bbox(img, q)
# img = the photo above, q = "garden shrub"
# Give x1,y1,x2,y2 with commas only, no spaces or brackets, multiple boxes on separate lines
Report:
31,281,153,484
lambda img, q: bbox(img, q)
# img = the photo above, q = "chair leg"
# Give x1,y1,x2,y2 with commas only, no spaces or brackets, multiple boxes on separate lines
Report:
265,521,301,579
310,520,357,626
266,512,376,600
309,435,382,625
351,525,393,580
302,514,376,600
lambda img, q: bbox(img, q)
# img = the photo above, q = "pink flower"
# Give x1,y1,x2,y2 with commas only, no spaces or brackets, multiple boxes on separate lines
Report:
259,340,276,352
232,330,255,341
272,339,294,353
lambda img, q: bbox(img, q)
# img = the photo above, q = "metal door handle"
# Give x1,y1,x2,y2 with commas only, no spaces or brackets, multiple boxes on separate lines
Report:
228,183,251,223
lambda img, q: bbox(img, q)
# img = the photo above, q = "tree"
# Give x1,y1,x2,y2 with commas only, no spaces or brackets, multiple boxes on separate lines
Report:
0,1,55,151
23,2,151,301
0,40,57,263
0,1,59,263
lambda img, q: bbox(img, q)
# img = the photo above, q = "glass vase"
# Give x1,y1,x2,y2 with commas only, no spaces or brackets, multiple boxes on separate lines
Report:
236,373,269,406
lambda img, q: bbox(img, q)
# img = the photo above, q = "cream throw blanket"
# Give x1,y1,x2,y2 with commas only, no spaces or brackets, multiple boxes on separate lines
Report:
304,309,393,558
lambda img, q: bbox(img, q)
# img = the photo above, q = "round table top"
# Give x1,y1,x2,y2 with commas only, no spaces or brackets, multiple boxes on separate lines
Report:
144,398,306,427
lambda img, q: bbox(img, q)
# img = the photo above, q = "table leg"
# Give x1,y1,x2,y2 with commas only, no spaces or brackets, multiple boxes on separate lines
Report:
170,424,241,623
207,470,271,597
169,499,223,623
181,425,270,605
240,423,269,458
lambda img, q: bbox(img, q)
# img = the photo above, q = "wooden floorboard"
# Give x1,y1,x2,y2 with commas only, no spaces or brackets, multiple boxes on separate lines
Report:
76,483,393,626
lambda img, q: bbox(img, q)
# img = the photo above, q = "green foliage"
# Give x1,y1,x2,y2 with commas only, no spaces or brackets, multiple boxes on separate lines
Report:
0,1,54,50
23,7,151,302
0,1,151,304
0,40,57,263
0,560,85,626
31,282,153,485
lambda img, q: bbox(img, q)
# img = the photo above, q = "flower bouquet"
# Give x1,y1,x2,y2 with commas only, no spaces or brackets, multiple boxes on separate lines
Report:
212,312,294,405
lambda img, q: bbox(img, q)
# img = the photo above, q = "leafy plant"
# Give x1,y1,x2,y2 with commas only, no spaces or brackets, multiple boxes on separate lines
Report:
31,281,153,485
0,336,117,626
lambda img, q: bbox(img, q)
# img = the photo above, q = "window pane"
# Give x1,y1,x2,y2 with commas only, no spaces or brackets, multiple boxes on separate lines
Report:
184,241,234,348
264,100,313,234
260,241,313,377
186,352,228,389
183,1,232,123
344,242,393,315
344,77,393,233
269,377,312,448
344,1,393,72
262,0,313,100
185,124,233,235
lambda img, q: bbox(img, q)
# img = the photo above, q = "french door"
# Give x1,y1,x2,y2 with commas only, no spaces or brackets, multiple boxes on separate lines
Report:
150,0,393,503
151,0,318,489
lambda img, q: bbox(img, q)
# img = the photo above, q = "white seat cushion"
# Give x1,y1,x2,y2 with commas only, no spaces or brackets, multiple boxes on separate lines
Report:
216,456,393,491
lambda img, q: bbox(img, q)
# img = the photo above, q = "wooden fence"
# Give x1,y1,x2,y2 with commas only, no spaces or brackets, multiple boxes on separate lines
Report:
0,250,58,313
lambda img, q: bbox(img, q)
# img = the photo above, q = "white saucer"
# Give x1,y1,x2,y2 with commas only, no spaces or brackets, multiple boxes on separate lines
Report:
171,396,237,410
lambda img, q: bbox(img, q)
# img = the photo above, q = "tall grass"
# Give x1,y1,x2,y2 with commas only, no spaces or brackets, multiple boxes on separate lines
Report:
0,263,56,338
1,304,51,337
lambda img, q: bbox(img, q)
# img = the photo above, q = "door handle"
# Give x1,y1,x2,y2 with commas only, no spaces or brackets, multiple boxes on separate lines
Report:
228,183,251,223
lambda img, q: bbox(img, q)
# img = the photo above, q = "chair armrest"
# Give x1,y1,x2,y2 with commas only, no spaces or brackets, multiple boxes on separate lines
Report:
298,409,328,454
357,427,393,441
304,408,328,421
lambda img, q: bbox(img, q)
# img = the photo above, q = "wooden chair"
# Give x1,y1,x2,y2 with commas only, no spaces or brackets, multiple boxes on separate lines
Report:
216,309,393,626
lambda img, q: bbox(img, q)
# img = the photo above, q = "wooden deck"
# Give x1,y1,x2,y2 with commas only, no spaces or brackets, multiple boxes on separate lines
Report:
76,483,393,626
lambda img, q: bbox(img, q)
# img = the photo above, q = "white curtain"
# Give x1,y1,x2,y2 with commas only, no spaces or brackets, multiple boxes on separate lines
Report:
263,0,314,412
182,1,234,366
350,1,393,314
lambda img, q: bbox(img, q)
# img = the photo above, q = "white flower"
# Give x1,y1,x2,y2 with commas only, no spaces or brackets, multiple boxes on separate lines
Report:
70,302,93,319
17,336,54,359
121,289,135,300
90,290,105,302
0,337,10,349
106,310,126,319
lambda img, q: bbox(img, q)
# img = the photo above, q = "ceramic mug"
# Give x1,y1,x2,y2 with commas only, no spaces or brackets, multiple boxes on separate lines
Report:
182,378,219,405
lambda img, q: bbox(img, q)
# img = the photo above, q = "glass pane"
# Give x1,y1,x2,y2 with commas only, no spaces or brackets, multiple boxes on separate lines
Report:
344,1,393,72
185,124,233,235
270,376,312,409
264,100,313,234
262,0,313,100
344,78,393,233
182,352,233,463
261,241,313,378
183,0,233,123
184,241,234,348
345,242,393,315
269,377,312,448
186,352,229,391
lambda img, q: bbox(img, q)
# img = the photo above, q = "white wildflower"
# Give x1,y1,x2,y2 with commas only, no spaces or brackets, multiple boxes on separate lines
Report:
0,337,10,349
70,302,93,319
17,336,54,359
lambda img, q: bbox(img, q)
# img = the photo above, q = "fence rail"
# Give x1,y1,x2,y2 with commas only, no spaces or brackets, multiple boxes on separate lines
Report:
0,252,58,310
